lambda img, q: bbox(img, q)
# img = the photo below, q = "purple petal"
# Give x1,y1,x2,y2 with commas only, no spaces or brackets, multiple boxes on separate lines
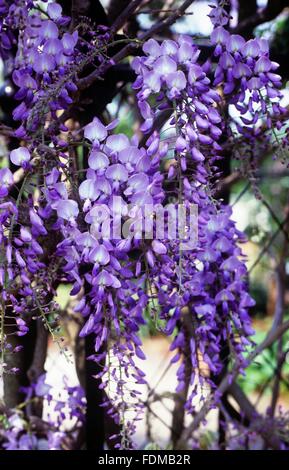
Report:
243,39,260,58
106,134,130,152
143,72,161,92
152,240,167,254
33,53,56,73
143,38,162,57
118,146,142,165
211,26,229,45
254,56,272,74
188,64,204,84
40,20,58,39
154,55,177,75
227,34,245,53
0,168,13,189
84,117,107,143
88,151,109,171
47,2,62,20
89,245,110,265
105,164,128,182
10,147,30,166
79,314,95,337
53,199,79,221
191,147,205,162
165,70,186,90
161,39,178,56
79,179,99,201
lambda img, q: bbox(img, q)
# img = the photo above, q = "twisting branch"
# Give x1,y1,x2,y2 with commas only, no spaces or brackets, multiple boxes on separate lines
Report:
110,0,144,35
27,319,48,384
77,0,195,90
177,318,289,447
171,310,192,447
229,383,281,449
233,0,289,36
261,198,289,244
138,0,195,40
270,278,286,414
249,212,289,274
269,198,289,417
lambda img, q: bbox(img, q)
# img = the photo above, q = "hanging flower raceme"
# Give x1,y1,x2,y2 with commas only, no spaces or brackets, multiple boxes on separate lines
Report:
0,145,60,362
131,35,256,410
6,1,79,136
2,0,288,451
39,117,170,446
209,4,288,163
2,0,118,143
0,374,85,450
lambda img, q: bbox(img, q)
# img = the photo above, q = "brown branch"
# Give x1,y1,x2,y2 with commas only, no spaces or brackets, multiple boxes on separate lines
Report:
77,0,195,90
237,0,258,38
0,124,14,137
141,0,194,35
249,211,289,274
234,0,289,36
108,0,131,23
229,382,281,449
269,199,289,417
60,0,109,28
171,311,192,447
26,319,48,384
216,171,241,196
261,198,289,243
177,318,289,447
238,0,258,22
110,0,144,35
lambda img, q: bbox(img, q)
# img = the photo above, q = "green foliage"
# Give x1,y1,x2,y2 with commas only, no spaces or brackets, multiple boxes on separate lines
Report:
271,13,289,55
144,442,173,450
239,329,289,395
198,430,216,450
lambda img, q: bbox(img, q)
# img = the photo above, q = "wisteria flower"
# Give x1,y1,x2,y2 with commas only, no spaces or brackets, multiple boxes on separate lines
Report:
0,168,13,197
88,151,109,171
52,199,79,223
35,373,52,397
47,2,62,20
10,147,31,167
84,117,108,144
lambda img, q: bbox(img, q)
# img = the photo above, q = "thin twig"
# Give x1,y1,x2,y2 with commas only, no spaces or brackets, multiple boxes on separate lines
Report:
77,0,195,90
177,318,289,446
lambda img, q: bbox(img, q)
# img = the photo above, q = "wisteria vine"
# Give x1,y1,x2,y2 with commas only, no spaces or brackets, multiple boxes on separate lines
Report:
0,0,288,450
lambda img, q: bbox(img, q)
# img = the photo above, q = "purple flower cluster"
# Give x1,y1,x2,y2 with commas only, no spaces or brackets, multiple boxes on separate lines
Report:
42,118,170,443
0,1,77,137
0,374,85,450
132,36,256,410
209,5,287,153
0,165,50,348
1,0,288,450
0,28,258,440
